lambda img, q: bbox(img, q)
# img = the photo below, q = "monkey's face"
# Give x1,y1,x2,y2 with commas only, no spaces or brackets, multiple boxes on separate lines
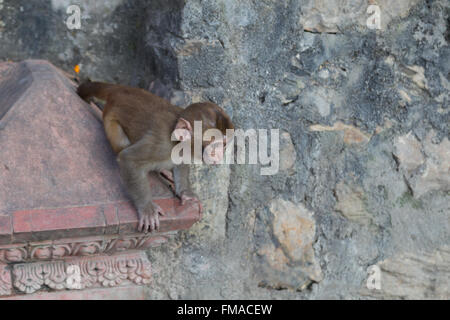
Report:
171,118,232,164
173,102,234,164
202,135,226,164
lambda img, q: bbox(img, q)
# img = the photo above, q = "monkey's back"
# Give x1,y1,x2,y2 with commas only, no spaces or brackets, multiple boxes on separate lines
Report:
101,85,182,144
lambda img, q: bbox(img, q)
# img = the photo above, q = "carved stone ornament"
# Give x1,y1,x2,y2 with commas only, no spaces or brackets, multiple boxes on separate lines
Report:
0,232,174,264
0,264,12,296
11,252,151,294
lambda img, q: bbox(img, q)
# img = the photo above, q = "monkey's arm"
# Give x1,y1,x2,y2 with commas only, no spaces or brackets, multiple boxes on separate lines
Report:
117,140,165,232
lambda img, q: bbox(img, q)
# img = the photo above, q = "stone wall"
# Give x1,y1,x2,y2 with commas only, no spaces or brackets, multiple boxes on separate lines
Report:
0,0,448,299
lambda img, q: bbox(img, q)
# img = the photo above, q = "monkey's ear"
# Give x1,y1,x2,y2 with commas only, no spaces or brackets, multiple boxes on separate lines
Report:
172,118,192,142
175,118,192,132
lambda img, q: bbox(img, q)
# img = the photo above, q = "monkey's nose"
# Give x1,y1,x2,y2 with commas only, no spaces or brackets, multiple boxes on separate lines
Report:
203,142,224,164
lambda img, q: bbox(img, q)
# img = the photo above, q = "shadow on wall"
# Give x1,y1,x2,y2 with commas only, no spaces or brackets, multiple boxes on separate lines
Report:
0,0,184,91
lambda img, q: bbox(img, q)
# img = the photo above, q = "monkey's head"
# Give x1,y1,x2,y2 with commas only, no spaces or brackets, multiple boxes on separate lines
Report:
171,102,234,164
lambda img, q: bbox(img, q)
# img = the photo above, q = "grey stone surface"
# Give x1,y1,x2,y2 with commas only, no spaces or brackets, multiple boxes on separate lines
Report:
1,0,449,299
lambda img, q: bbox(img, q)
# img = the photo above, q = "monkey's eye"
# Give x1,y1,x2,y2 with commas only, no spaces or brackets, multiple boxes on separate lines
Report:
208,136,216,145
171,128,191,142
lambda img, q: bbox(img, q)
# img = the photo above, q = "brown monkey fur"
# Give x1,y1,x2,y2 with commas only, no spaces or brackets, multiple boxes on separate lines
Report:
77,81,234,232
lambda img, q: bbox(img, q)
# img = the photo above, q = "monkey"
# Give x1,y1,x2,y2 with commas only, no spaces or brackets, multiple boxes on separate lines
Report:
77,80,234,233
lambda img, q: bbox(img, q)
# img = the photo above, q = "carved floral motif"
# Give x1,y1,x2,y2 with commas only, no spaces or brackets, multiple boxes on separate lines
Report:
0,233,173,263
12,252,151,294
0,247,28,263
0,265,12,296
13,263,46,294
0,233,168,296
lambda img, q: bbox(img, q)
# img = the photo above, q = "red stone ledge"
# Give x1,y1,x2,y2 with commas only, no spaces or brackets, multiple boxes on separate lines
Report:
1,199,200,244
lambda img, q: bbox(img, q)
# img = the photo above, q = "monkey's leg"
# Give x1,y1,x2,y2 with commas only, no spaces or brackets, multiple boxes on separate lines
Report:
173,165,203,216
160,169,173,182
117,141,165,232
172,165,190,198
103,113,131,154
158,169,175,191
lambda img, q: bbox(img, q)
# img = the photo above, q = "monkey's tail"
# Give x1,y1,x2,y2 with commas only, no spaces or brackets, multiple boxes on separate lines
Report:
77,80,114,102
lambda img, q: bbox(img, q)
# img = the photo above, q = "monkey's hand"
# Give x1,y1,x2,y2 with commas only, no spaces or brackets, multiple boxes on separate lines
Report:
180,190,203,219
138,201,165,233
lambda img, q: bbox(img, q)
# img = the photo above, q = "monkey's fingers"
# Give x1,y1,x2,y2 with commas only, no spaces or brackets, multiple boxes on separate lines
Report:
154,215,160,231
180,194,203,218
198,201,203,217
195,200,203,219
181,193,196,206
138,217,144,232
148,214,159,232
138,215,150,233
155,203,166,216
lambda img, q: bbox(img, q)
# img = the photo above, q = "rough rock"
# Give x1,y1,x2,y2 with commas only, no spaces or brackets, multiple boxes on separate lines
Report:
256,199,322,290
414,131,450,197
310,122,372,145
393,132,425,173
334,182,372,225
300,0,421,33
0,0,449,300
279,132,297,174
394,131,450,198
362,246,450,299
